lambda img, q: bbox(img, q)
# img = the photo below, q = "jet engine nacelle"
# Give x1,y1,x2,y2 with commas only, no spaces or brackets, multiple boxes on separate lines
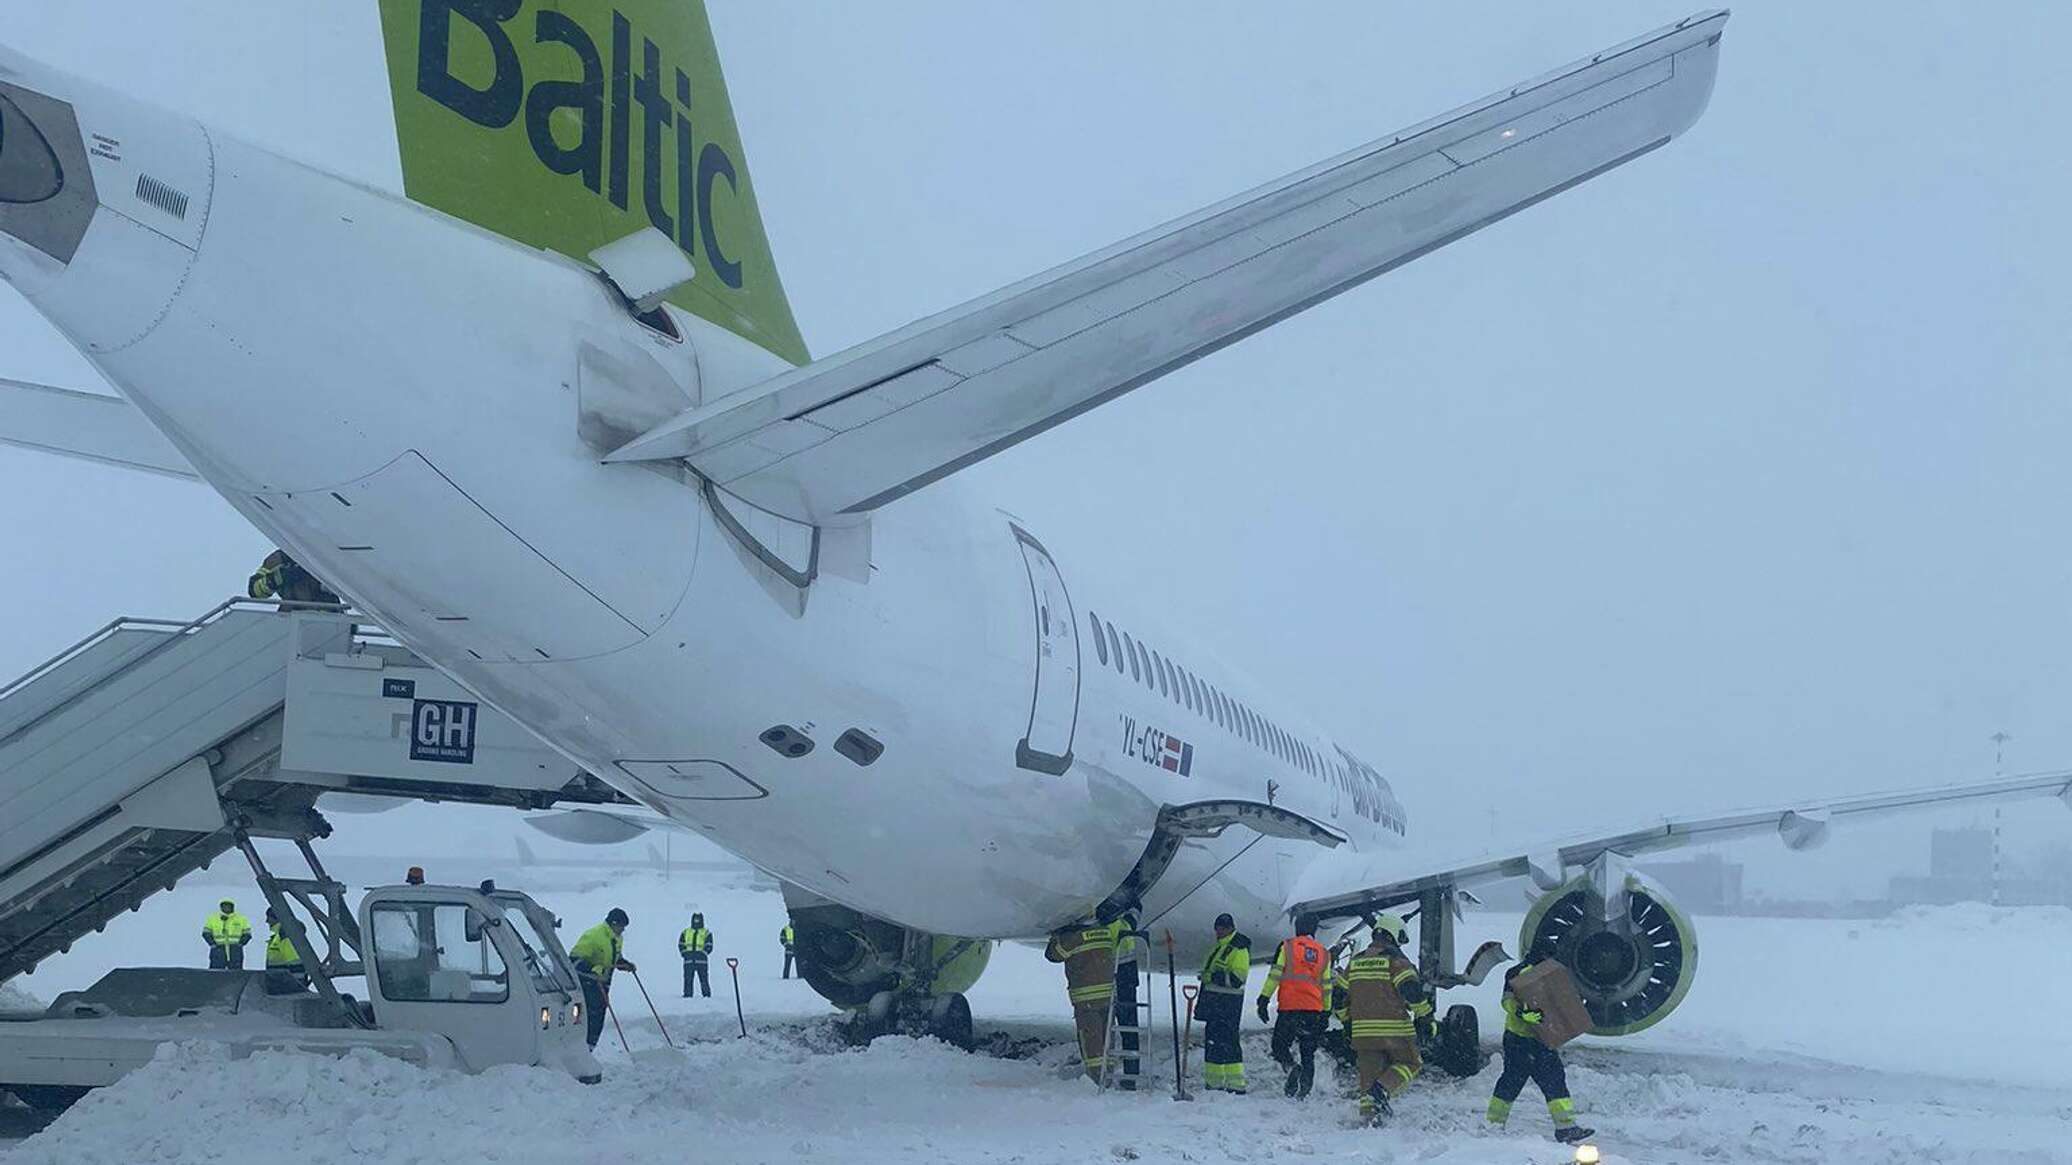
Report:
1519,866,1698,1037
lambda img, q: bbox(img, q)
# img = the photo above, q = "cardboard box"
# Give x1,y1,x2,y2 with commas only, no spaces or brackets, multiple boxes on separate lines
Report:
1509,960,1593,1048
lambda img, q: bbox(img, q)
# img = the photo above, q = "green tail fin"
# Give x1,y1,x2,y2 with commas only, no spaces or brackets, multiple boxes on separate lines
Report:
377,0,807,365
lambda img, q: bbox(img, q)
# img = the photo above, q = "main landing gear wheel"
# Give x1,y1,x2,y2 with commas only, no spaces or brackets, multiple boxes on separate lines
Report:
845,990,975,1051
844,990,898,1046
1434,1004,1481,1078
927,992,975,1051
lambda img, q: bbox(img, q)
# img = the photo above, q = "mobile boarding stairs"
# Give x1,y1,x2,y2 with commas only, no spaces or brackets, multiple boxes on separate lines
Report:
0,598,633,986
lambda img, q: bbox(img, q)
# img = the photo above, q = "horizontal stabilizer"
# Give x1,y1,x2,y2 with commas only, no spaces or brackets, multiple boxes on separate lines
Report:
608,12,1729,523
521,807,657,845
0,377,197,479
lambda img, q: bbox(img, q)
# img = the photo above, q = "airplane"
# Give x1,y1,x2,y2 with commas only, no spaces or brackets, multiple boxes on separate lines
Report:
4,4,2068,1063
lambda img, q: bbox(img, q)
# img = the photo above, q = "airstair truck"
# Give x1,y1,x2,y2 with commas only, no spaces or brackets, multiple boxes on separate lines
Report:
0,882,602,1111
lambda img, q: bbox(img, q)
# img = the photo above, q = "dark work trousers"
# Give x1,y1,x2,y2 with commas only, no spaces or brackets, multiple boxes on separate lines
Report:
683,956,711,998
578,971,608,1050
1322,1023,1356,1071
1198,992,1245,1089
1112,958,1141,1089
1492,1031,1571,1104
1270,1009,1327,1097
208,945,246,970
782,947,795,979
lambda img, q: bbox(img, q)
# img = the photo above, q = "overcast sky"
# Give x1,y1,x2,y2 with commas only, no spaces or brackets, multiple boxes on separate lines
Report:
3,3,2068,897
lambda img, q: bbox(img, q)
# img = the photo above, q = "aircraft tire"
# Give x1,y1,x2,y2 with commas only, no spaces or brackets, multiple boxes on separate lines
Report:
1437,1004,1481,1077
928,992,975,1051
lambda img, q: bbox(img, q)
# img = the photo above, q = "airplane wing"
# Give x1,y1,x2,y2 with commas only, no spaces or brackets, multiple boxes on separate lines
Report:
607,12,1729,524
1284,768,2072,919
0,377,198,479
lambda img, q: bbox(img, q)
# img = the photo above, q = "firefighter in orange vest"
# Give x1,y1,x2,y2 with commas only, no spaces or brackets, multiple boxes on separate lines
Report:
1256,913,1330,1098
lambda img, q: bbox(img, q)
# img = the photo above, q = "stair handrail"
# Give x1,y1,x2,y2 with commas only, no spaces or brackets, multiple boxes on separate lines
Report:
0,596,353,742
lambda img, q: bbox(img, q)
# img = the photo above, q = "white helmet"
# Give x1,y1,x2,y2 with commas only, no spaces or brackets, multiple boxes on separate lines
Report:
1372,913,1410,946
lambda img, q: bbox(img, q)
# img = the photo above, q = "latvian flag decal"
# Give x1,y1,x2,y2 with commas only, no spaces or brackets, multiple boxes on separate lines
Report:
1161,736,1195,776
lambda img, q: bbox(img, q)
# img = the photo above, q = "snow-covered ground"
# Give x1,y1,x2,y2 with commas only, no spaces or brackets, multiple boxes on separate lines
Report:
5,866,2069,1163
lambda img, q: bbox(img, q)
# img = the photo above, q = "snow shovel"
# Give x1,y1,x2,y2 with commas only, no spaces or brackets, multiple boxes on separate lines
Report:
603,987,633,1055
628,967,676,1049
1180,983,1199,1081
726,957,747,1038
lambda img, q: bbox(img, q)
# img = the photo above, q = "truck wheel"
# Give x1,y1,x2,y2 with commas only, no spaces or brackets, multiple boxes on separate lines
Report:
1437,1004,1481,1077
927,993,975,1051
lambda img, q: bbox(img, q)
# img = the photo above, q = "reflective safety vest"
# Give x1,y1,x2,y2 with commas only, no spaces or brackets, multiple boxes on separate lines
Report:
265,923,299,968
1261,935,1327,1012
1199,934,1252,995
1502,962,1542,1038
203,912,252,950
680,927,713,959
1045,922,1122,1008
779,925,795,949
570,923,623,983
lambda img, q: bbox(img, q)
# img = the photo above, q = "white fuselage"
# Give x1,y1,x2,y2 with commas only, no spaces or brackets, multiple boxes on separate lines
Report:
1,62,1406,961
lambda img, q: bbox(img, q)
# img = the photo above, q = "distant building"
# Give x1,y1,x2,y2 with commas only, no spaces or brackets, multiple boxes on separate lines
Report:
1636,852,1744,915
1930,828,1993,879
1887,827,2072,907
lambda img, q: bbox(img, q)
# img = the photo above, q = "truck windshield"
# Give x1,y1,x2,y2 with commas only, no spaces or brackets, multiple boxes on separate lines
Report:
497,904,576,995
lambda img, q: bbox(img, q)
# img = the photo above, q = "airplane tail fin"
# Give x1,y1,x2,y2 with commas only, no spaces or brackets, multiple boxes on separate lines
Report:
374,0,808,365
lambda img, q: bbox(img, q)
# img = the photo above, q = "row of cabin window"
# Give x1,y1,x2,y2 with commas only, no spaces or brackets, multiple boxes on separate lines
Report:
1087,610,1331,781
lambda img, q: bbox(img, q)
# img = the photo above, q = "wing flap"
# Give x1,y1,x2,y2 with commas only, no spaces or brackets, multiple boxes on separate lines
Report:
607,12,1730,523
0,377,197,479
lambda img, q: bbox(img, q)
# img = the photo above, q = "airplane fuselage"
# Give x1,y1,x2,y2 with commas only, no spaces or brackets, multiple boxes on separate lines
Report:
0,64,1404,958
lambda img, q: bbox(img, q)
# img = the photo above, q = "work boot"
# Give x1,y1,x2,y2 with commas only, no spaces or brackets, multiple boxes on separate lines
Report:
1368,1083,1392,1126
1555,1126,1597,1145
1283,1069,1302,1098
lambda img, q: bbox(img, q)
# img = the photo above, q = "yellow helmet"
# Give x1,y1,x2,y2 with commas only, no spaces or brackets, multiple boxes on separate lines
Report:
1372,913,1409,945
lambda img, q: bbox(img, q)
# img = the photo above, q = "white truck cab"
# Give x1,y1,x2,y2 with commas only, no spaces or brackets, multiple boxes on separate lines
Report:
359,884,598,1080
0,884,601,1112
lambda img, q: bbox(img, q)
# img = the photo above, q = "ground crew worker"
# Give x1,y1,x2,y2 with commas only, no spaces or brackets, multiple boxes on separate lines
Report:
779,918,797,979
247,549,341,606
1344,913,1428,1125
1044,914,1131,1085
1257,913,1330,1098
569,908,635,1050
679,912,714,998
1487,939,1595,1144
263,907,306,992
1197,912,1251,1093
201,899,253,970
